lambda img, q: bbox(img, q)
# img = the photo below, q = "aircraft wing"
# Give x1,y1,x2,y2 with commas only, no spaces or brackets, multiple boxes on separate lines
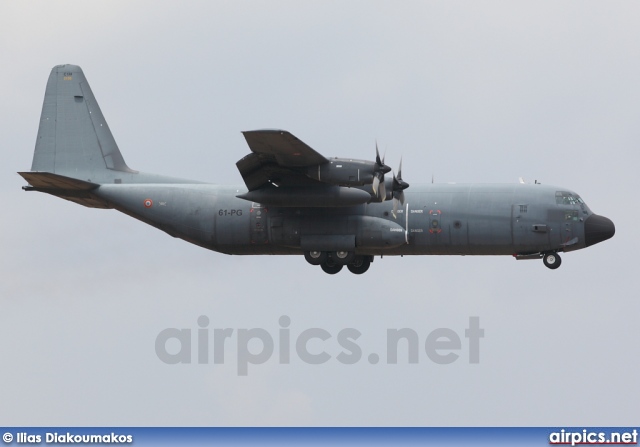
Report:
242,130,328,167
237,129,329,191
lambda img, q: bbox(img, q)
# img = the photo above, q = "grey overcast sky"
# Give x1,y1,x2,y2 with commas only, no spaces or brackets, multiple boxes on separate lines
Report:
1,1,638,426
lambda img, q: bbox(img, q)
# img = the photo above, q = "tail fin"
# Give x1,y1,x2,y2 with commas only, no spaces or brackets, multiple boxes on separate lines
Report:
31,64,136,180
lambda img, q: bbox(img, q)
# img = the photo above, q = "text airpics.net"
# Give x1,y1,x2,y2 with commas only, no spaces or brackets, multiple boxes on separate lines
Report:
549,429,638,446
155,316,484,376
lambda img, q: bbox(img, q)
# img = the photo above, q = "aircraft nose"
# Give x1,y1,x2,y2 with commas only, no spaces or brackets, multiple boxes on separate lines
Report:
584,214,615,247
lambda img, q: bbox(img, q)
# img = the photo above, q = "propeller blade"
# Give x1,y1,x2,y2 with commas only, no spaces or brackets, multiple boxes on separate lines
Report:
398,163,407,188
391,189,405,219
390,158,408,219
374,141,391,174
405,202,409,243
373,142,396,200
392,174,409,194
372,174,380,195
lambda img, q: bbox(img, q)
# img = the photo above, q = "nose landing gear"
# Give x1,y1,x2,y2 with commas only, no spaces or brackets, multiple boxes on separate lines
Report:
543,253,562,270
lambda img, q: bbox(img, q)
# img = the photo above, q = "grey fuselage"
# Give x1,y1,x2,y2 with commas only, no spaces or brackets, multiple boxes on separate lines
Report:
94,180,591,257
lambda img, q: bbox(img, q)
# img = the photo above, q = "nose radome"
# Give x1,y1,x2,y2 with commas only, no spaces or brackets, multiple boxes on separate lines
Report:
585,214,615,247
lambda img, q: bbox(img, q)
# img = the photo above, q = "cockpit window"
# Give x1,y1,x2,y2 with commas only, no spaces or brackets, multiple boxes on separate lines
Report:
556,191,584,205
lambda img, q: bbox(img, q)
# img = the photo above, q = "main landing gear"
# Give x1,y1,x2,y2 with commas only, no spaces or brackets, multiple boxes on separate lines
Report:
305,250,372,275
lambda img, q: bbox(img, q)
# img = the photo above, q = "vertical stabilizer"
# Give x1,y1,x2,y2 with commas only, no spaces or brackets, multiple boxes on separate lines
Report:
31,64,135,179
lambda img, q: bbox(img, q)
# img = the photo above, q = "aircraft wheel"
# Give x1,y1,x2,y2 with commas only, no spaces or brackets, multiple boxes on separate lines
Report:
332,250,356,265
543,253,562,270
321,260,343,274
347,256,371,275
304,250,327,266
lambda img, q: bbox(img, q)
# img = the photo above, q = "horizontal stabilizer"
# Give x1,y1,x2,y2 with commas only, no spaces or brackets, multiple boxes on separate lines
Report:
18,172,99,190
18,171,107,208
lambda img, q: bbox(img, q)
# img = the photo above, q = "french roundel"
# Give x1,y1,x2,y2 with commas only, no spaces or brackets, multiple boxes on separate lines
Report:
143,199,153,208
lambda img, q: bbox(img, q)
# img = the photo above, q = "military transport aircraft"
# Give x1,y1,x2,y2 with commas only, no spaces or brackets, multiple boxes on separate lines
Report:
19,65,615,274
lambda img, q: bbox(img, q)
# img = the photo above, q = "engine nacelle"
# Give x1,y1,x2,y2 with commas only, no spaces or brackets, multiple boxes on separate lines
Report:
355,215,407,249
306,158,377,187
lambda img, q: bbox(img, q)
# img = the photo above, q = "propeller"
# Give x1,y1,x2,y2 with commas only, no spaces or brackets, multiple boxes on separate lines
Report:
372,142,391,200
391,158,410,218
